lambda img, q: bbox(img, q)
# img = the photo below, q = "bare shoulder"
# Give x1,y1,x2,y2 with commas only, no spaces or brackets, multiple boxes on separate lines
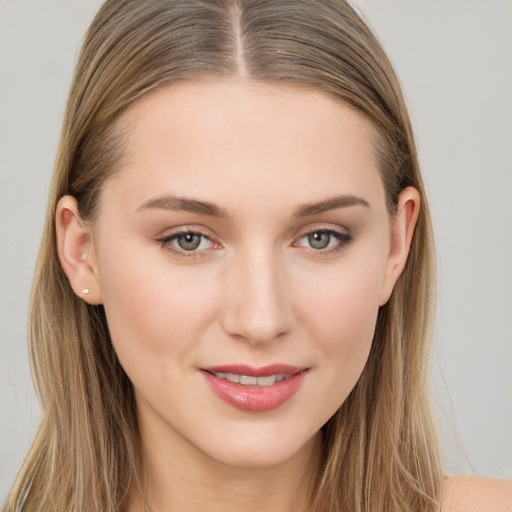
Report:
442,476,512,512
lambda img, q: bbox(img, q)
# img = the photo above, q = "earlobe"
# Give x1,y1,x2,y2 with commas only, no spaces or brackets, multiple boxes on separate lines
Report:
55,195,102,304
378,187,420,306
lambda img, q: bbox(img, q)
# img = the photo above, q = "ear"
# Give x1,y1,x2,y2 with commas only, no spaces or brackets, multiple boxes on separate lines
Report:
55,195,102,305
378,187,420,306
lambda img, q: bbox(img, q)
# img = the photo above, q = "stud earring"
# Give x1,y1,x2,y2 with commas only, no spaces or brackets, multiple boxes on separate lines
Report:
82,288,90,295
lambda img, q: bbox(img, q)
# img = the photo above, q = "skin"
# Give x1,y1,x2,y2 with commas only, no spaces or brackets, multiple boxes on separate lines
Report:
442,477,512,512
55,79,512,511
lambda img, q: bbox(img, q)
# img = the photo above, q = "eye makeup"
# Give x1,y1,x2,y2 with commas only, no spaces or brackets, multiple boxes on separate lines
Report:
154,224,355,261
296,228,354,254
155,229,219,259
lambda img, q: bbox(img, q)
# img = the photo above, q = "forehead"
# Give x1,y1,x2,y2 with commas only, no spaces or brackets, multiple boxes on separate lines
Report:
105,78,386,215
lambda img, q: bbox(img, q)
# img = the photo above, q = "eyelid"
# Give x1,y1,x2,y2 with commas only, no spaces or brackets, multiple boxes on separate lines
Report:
293,226,354,255
155,227,221,259
154,224,354,259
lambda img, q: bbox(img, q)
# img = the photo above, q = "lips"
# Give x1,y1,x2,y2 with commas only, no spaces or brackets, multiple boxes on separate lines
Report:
201,364,308,412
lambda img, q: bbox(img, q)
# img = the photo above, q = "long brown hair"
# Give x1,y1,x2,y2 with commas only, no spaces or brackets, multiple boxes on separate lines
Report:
4,1,441,510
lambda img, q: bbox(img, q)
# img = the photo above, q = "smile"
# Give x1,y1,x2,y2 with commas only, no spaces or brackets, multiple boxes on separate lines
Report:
212,373,292,386
201,365,308,412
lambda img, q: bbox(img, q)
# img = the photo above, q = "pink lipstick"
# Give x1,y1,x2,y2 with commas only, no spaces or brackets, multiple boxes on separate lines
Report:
201,364,308,412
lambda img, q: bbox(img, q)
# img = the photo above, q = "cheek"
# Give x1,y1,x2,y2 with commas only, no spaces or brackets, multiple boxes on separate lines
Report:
298,260,383,404
302,257,382,340
95,238,218,377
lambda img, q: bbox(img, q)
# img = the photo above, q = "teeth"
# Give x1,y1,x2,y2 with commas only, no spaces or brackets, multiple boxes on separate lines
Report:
214,372,292,386
256,375,277,387
240,375,258,385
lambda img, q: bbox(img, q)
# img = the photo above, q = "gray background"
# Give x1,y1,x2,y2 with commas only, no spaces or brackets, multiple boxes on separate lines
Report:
1,0,511,499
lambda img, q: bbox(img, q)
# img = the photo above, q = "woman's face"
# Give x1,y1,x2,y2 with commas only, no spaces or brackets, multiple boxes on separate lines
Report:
85,79,412,468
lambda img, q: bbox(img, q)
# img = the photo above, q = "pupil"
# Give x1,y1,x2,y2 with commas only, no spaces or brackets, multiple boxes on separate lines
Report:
309,232,330,250
178,233,201,250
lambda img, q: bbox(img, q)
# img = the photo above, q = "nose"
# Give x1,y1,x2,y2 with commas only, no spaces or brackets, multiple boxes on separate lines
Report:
221,246,294,345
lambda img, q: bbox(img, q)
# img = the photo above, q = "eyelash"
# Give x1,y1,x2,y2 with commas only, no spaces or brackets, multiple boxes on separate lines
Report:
155,229,216,259
155,227,354,259
296,227,355,255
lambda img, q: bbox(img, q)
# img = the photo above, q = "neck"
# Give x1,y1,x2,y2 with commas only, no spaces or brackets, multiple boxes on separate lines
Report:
126,414,322,512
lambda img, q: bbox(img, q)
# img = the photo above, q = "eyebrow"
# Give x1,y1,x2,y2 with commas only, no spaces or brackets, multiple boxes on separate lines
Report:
136,193,370,218
293,195,370,217
137,195,227,218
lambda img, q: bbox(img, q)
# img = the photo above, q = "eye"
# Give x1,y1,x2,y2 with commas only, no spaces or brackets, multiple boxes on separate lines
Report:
306,231,332,250
174,232,210,251
296,228,354,253
156,230,217,256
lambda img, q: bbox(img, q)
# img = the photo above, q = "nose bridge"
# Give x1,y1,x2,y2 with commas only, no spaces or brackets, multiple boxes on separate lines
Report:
222,243,293,344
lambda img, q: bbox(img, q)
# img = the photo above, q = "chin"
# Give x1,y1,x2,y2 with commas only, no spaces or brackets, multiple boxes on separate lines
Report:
194,425,322,470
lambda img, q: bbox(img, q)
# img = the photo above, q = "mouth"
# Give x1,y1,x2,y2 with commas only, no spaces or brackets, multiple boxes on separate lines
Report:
200,364,308,412
208,372,293,387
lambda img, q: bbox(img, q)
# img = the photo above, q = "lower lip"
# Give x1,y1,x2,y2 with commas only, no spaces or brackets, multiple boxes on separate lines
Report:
202,370,308,412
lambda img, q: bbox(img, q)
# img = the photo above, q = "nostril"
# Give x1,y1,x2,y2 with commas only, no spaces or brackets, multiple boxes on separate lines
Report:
222,311,292,345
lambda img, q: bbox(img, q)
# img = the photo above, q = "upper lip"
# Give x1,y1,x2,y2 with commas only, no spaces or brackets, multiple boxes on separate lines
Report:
201,364,307,377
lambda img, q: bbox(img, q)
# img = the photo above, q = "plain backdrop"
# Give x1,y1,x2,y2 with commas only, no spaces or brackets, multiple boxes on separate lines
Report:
1,0,511,500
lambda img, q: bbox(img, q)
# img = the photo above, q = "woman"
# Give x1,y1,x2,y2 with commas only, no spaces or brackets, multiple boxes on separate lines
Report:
3,0,511,511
